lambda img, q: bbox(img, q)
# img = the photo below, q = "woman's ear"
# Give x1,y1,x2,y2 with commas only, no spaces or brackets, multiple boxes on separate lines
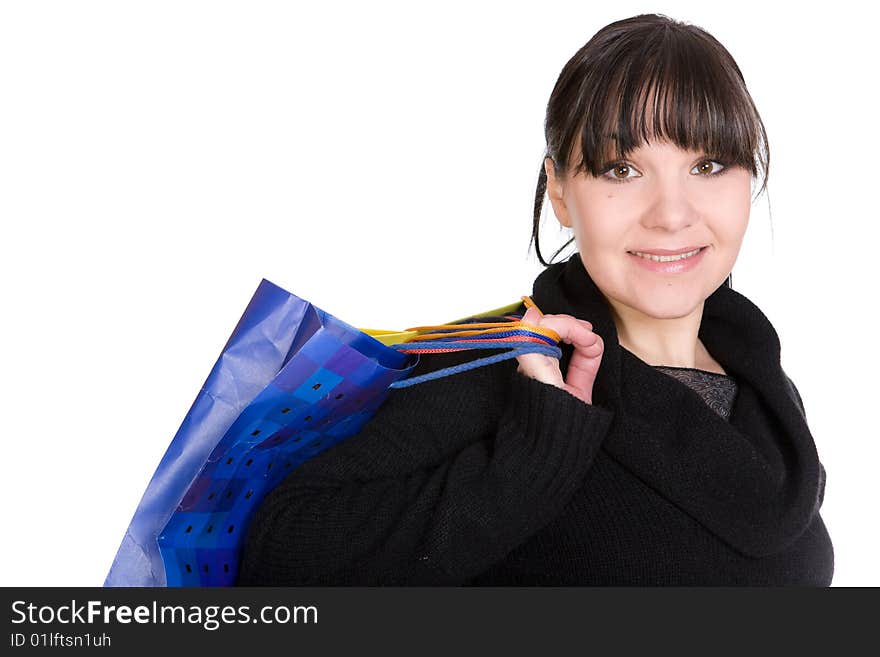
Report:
544,156,573,228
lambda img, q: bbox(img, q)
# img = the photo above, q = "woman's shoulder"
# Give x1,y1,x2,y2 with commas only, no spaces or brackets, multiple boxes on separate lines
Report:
389,348,519,416
292,351,519,479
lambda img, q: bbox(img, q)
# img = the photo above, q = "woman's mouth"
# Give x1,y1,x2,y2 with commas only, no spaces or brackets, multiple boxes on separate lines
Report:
626,246,708,273
629,247,704,262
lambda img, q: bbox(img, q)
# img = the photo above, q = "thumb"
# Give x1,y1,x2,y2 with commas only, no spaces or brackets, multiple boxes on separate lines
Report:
521,305,543,326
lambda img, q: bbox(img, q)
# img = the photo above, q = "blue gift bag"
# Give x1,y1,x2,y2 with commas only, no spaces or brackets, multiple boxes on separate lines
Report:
103,279,418,586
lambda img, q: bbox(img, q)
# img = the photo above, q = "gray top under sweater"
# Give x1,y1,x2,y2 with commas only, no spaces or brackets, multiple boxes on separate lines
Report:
653,366,738,421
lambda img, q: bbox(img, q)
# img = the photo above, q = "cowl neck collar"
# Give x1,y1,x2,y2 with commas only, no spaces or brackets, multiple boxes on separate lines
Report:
530,253,823,558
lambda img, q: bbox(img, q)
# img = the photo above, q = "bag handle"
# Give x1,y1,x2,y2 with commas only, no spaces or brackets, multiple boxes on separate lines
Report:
388,296,562,389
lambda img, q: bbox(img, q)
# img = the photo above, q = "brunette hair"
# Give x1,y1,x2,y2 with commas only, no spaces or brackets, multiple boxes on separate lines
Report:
530,13,771,287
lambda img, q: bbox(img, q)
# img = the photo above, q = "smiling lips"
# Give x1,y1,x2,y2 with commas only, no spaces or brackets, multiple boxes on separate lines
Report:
627,245,708,272
630,246,703,262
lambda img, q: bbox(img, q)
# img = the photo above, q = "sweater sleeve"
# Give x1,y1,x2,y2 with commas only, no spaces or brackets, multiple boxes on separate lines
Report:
783,372,807,420
236,365,614,586
783,372,828,508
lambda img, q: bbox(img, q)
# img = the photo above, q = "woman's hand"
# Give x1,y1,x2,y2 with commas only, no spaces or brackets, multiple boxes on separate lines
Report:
515,306,604,405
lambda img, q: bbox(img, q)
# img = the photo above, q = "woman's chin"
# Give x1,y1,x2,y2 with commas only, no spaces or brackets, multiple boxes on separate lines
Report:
629,284,710,320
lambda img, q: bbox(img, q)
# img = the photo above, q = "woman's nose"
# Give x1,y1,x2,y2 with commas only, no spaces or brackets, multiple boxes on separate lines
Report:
640,182,697,232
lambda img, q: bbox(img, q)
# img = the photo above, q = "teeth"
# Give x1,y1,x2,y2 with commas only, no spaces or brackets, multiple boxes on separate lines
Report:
631,247,703,262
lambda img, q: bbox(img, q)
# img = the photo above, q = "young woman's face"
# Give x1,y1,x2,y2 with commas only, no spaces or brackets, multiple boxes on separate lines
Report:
545,138,752,320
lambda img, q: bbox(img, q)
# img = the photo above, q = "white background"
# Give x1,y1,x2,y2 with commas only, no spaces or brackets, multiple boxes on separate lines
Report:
1,0,876,586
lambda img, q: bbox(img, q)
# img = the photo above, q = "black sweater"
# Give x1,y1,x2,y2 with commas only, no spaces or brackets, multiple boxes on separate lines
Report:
237,254,833,586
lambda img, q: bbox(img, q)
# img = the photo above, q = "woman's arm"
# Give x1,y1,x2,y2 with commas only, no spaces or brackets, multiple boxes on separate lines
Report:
783,373,807,420
236,364,614,585
784,372,827,507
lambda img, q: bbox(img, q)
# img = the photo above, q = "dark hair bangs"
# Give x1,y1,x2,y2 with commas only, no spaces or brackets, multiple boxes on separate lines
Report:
568,37,768,196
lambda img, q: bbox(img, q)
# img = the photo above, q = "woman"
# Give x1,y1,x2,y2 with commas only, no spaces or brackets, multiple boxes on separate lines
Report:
237,14,833,586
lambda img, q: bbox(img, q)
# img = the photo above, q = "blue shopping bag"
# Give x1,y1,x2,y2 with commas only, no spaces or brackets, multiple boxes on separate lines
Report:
103,279,419,586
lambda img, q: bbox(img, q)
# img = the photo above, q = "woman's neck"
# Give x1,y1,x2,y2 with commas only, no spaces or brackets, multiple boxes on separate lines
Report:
607,296,709,370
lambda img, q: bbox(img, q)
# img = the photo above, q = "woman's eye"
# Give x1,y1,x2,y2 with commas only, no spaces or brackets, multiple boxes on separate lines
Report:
692,160,726,176
601,163,640,183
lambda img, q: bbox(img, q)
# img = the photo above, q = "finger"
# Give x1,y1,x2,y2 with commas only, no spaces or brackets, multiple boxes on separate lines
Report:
521,306,543,325
542,313,593,330
520,311,593,337
565,334,603,394
550,315,593,331
515,352,564,386
535,315,597,347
